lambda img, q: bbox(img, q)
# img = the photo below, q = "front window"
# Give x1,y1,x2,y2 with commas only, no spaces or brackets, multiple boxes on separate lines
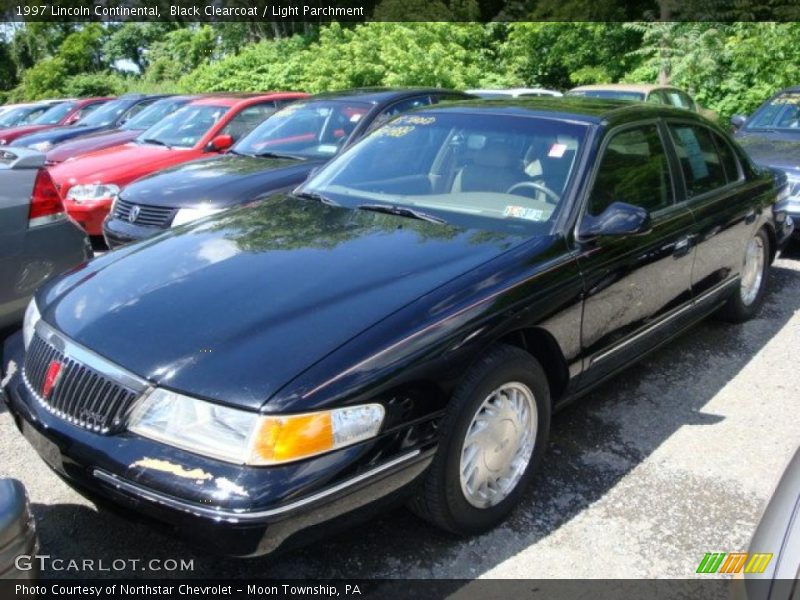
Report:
746,92,800,131
32,102,76,125
77,99,133,127
299,112,587,234
122,98,187,131
233,101,372,159
0,105,43,127
568,90,645,102
137,104,229,148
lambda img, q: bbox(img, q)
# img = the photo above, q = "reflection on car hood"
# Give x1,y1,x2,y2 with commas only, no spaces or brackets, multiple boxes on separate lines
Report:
736,130,800,173
46,129,138,163
11,125,108,147
120,155,322,209
41,195,526,410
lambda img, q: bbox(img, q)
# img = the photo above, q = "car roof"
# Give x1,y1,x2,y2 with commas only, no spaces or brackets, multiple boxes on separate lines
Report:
416,96,709,127
569,83,672,94
775,86,800,94
305,87,467,105
467,88,563,97
189,93,306,108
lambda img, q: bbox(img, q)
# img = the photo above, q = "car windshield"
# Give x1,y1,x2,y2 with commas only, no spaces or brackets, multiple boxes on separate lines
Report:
234,100,372,159
122,98,186,131
0,105,43,127
745,91,800,131
137,104,229,148
77,98,130,127
568,90,645,101
32,101,75,125
299,112,587,234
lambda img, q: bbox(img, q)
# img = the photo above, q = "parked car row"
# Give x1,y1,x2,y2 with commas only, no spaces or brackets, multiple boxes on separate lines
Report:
0,84,796,558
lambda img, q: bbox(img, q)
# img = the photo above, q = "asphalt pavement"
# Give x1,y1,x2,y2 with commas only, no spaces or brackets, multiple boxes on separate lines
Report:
1,247,799,580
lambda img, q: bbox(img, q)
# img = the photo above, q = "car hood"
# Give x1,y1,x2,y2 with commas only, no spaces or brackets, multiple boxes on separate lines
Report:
49,144,196,189
0,124,50,142
736,130,800,172
11,125,109,148
46,129,139,163
40,195,527,410
120,154,323,209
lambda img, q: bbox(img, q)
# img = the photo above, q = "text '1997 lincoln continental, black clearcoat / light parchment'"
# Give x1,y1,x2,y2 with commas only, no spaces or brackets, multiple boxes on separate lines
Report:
1,98,794,556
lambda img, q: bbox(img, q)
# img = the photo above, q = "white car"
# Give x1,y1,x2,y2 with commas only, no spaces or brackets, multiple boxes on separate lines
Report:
466,88,563,99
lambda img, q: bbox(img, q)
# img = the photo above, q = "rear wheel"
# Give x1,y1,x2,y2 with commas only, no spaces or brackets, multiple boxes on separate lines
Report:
719,228,770,322
409,345,551,534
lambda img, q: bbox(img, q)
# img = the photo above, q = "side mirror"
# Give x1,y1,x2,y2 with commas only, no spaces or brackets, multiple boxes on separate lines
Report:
730,114,747,131
64,113,81,126
579,201,652,238
207,134,233,152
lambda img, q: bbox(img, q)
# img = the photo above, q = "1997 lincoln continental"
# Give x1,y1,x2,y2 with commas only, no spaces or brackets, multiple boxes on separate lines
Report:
2,98,794,556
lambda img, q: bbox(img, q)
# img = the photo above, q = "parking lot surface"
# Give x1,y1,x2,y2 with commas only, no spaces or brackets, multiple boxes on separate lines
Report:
1,249,799,580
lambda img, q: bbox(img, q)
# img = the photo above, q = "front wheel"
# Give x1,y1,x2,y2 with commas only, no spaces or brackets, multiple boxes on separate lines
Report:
409,345,551,535
719,228,770,323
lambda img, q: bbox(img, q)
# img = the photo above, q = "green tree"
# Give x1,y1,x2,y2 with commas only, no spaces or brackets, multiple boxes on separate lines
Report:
502,23,642,90
104,23,177,73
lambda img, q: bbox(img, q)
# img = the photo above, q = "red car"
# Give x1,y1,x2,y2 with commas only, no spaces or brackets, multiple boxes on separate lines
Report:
0,97,112,146
49,93,307,235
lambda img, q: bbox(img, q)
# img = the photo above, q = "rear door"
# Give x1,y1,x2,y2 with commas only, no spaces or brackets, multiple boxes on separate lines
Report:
665,120,756,302
576,121,696,384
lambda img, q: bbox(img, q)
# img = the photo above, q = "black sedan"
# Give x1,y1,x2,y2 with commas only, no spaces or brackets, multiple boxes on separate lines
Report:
1,98,793,557
10,94,168,153
103,88,472,248
732,86,800,237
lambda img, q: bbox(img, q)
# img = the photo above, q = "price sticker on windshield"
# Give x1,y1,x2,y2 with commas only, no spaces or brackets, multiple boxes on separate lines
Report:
504,206,547,221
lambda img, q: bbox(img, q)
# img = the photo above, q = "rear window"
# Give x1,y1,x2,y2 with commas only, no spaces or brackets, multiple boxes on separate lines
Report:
668,124,729,197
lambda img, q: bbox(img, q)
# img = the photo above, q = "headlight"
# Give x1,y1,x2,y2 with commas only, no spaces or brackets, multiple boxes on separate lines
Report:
22,298,41,350
28,141,53,152
0,139,7,146
128,388,385,465
66,184,120,204
171,206,225,228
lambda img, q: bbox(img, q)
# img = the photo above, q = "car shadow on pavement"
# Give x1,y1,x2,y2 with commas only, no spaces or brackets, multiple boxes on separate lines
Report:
25,261,800,580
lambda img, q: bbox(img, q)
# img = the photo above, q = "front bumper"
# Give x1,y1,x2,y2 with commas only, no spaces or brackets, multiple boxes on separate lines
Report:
1,332,434,556
102,216,164,249
64,199,113,236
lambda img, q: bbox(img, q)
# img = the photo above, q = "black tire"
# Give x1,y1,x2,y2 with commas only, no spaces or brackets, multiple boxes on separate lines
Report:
718,228,771,323
409,344,551,535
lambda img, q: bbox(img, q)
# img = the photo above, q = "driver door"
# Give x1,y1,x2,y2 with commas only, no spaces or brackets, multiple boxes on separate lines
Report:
576,121,696,385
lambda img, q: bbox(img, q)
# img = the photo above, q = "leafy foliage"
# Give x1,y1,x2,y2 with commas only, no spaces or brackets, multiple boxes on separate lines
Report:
3,21,798,124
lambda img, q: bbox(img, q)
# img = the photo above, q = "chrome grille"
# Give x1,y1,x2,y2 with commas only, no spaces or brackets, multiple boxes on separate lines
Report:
113,198,176,228
23,334,139,434
788,178,800,200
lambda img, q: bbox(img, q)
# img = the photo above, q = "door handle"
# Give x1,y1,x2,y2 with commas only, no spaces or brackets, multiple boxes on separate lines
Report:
673,235,693,258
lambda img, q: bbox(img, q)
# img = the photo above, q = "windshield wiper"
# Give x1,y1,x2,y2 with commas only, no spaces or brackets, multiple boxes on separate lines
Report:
293,191,339,206
139,138,171,148
357,203,446,224
256,151,303,160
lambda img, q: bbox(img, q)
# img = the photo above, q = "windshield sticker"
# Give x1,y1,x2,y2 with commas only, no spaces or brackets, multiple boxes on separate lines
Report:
548,143,567,158
675,127,709,179
504,205,547,221
273,104,306,118
395,115,436,126
375,125,415,138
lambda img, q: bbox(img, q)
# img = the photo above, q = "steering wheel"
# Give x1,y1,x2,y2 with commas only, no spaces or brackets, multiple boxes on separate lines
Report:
506,180,561,205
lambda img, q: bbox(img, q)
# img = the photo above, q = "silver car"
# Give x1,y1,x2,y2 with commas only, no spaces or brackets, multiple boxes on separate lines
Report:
0,147,91,333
